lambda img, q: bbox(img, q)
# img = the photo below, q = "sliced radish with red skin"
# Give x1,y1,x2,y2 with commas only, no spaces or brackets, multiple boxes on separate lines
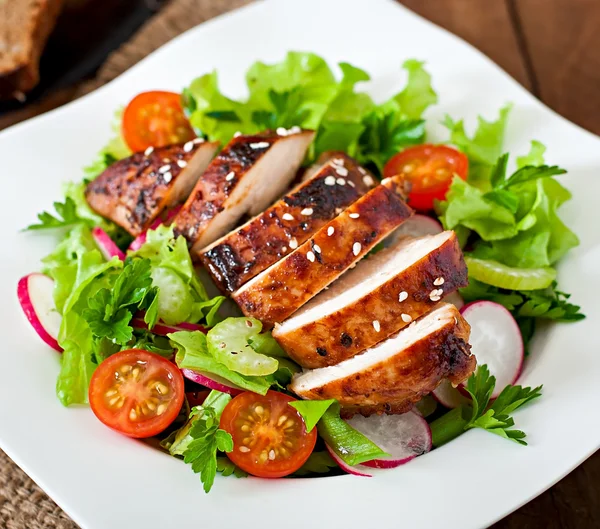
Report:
459,301,524,398
346,411,432,469
17,274,62,352
131,317,207,336
325,445,372,477
181,368,243,396
92,227,125,261
432,379,471,409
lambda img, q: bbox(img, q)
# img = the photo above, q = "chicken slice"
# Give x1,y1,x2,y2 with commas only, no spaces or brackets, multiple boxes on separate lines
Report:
290,303,474,417
85,140,219,236
173,129,315,252
274,231,467,368
232,178,413,326
198,153,375,293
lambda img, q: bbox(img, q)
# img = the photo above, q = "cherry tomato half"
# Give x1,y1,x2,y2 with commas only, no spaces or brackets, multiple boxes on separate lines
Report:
89,349,185,438
383,144,469,211
122,91,196,153
220,391,317,478
186,390,211,408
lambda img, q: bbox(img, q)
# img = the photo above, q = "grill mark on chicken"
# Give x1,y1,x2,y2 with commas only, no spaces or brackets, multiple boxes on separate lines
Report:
85,141,217,236
232,179,413,326
273,231,467,368
199,153,372,293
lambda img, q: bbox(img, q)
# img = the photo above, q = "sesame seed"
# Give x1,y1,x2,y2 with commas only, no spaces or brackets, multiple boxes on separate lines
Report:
282,213,294,221
332,158,344,166
430,296,442,302
358,167,367,175
281,246,287,252
401,313,412,323
324,175,336,186
335,207,343,214
434,277,445,286
429,288,443,301
373,320,381,332
288,126,302,134
239,446,251,453
188,227,195,238
336,178,346,186
363,175,375,186
177,159,187,168
399,291,408,302
193,137,205,144
225,171,235,181
335,166,349,177
327,226,335,236
163,172,172,183
352,242,361,256
313,244,321,254
348,180,356,188
289,238,298,249
233,131,242,138
276,127,288,136
301,207,313,216
162,158,170,163
183,141,194,152
349,213,360,219
306,251,316,262
144,146,154,156
159,164,171,174
250,141,270,149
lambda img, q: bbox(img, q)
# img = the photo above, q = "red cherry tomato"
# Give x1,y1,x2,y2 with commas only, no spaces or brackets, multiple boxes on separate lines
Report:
383,144,469,211
220,391,317,478
186,390,211,408
122,91,196,152
89,349,184,438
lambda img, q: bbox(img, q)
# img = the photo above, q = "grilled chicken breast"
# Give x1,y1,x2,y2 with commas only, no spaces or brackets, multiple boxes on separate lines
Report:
274,231,467,368
85,140,218,236
173,129,315,253
198,153,375,293
232,178,413,326
290,303,474,417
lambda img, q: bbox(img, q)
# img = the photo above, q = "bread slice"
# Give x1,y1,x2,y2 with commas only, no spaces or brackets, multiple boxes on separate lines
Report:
290,303,474,417
274,231,467,368
198,153,375,293
85,140,219,236
173,129,315,252
0,0,65,99
232,177,413,326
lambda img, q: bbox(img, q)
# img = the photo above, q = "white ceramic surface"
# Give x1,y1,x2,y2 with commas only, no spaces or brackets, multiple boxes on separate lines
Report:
1,0,599,528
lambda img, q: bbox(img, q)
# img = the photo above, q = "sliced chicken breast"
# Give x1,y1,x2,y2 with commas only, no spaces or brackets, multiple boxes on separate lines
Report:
173,129,315,252
198,153,375,293
274,231,467,368
85,140,219,236
232,178,413,326
290,303,474,417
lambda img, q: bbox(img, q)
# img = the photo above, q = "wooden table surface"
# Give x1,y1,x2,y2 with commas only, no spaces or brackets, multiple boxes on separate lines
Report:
1,1,598,528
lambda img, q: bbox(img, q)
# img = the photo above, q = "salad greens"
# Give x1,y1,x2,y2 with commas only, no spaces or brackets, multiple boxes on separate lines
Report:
430,366,543,447
183,52,436,169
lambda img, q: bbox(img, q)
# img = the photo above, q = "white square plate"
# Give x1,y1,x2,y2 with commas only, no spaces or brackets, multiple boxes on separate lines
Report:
1,1,599,528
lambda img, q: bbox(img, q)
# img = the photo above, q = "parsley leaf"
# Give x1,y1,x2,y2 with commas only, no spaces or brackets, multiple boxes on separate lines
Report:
182,405,234,493
430,365,542,447
82,258,158,345
216,457,247,478
26,197,82,230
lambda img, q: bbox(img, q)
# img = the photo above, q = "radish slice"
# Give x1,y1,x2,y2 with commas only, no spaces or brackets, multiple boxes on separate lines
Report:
413,395,437,417
17,274,62,352
432,379,471,409
346,411,432,469
128,206,182,252
181,368,243,396
92,227,125,261
445,291,464,310
460,301,524,398
325,445,372,477
131,317,207,336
